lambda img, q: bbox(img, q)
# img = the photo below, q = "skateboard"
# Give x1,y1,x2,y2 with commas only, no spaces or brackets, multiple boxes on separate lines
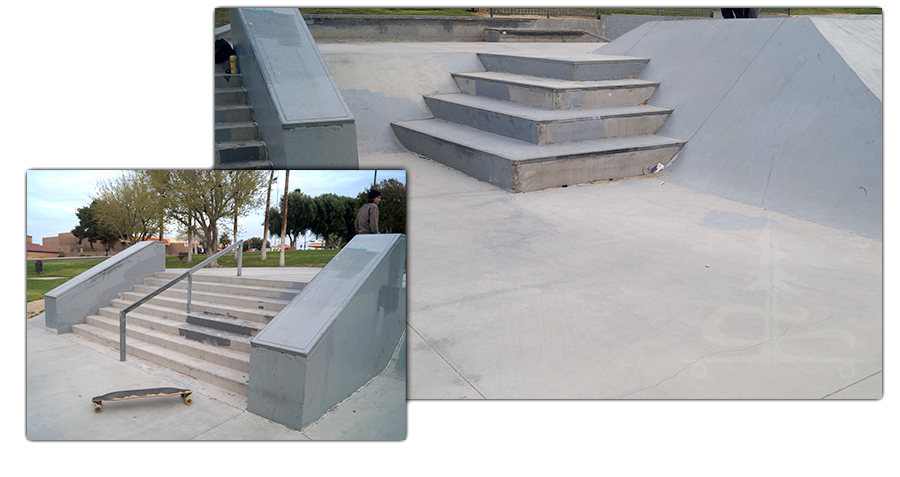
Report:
91,387,192,413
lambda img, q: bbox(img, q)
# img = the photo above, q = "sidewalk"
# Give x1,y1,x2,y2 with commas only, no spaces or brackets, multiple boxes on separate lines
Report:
25,273,407,440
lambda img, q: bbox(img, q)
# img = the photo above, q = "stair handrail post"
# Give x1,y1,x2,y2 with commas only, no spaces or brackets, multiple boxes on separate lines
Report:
238,246,243,276
187,274,193,314
118,240,243,361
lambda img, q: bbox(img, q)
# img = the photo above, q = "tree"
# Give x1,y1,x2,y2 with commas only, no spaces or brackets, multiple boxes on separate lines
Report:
71,200,119,251
244,237,264,251
92,171,166,245
311,193,354,249
373,178,406,234
261,170,275,261
152,170,268,267
266,188,316,250
354,178,407,234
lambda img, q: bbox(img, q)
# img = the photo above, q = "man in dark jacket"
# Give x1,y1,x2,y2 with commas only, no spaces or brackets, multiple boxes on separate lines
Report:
355,189,381,234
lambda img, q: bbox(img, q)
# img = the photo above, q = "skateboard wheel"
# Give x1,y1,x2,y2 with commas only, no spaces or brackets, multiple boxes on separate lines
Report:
184,397,192,405
94,404,102,413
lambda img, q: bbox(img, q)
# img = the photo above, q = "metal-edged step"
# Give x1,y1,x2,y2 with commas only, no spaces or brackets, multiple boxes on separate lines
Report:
452,71,659,110
127,286,291,313
476,53,649,81
215,104,255,123
425,93,673,144
215,121,260,142
110,295,278,325
215,86,248,106
84,313,251,370
214,73,243,88
215,139,267,164
392,118,685,193
72,322,250,394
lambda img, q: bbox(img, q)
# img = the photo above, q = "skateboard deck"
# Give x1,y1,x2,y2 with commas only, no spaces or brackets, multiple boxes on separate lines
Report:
91,387,192,413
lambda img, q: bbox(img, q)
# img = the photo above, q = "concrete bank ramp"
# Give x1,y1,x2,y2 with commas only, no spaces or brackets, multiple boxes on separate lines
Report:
596,16,882,239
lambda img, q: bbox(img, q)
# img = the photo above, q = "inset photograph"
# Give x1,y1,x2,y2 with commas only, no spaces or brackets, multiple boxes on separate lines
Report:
26,169,407,440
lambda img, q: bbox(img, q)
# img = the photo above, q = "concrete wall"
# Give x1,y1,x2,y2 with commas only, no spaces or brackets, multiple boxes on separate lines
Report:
229,8,359,169
600,13,714,41
44,241,165,333
305,14,604,42
248,234,406,430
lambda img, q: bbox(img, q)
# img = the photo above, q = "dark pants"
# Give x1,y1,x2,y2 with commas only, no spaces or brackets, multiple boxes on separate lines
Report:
721,8,761,18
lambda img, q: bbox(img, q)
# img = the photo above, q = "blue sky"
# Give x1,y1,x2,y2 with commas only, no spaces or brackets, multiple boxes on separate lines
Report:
26,169,405,245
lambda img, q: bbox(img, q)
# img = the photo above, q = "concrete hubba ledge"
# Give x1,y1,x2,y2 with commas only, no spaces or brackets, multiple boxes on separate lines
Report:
229,8,359,169
44,241,165,334
248,234,406,430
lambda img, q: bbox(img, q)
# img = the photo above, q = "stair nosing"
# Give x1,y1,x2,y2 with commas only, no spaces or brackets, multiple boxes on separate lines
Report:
394,118,685,164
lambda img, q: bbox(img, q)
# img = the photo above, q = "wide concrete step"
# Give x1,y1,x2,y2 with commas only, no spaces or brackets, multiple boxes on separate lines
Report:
215,104,255,123
476,53,648,81
144,276,303,301
453,71,659,110
128,285,291,312
98,303,267,343
215,139,267,164
215,121,260,142
214,73,243,88
85,312,252,368
153,271,307,291
72,322,249,394
392,118,685,193
110,294,278,325
215,86,248,106
425,93,673,144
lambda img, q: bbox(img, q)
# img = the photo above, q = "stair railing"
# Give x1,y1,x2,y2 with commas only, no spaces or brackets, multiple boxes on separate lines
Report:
118,241,244,361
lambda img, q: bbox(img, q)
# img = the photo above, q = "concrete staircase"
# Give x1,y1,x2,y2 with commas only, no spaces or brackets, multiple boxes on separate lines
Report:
72,271,306,395
391,53,686,192
214,71,272,169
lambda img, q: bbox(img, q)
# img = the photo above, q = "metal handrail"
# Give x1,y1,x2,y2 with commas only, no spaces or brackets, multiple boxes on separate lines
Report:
118,240,244,361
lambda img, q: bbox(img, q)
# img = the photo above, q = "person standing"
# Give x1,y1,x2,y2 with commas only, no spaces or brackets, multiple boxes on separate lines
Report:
356,189,381,234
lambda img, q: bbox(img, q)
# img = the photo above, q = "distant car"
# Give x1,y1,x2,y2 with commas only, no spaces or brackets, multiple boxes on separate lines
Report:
246,248,258,252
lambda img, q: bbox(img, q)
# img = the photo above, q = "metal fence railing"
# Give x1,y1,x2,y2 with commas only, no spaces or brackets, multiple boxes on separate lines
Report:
488,8,791,18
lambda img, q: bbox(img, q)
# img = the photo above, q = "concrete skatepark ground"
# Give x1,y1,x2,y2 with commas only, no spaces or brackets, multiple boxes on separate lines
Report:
26,268,406,440
319,18,883,400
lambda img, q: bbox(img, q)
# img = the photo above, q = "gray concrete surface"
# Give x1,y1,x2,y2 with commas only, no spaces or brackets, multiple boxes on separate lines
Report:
26,265,406,440
597,17,882,240
363,150,882,399
321,31,881,399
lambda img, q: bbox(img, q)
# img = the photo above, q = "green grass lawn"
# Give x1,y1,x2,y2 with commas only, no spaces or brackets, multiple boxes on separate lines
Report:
26,258,107,302
166,249,339,269
26,250,338,303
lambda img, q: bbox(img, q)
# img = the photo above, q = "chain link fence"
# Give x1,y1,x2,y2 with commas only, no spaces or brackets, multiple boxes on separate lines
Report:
488,8,791,18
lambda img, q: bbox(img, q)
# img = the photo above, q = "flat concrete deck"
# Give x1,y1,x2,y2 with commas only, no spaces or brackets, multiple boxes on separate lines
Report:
362,151,881,399
26,267,406,440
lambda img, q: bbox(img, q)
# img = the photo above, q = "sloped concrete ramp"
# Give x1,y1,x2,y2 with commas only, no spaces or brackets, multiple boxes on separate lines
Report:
596,16,882,239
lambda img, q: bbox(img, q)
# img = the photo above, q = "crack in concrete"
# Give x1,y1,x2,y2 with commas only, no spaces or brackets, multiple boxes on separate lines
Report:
409,325,486,399
609,326,793,398
820,370,882,399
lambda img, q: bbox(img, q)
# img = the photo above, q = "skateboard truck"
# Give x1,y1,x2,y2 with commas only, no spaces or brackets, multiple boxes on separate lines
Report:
91,387,192,413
